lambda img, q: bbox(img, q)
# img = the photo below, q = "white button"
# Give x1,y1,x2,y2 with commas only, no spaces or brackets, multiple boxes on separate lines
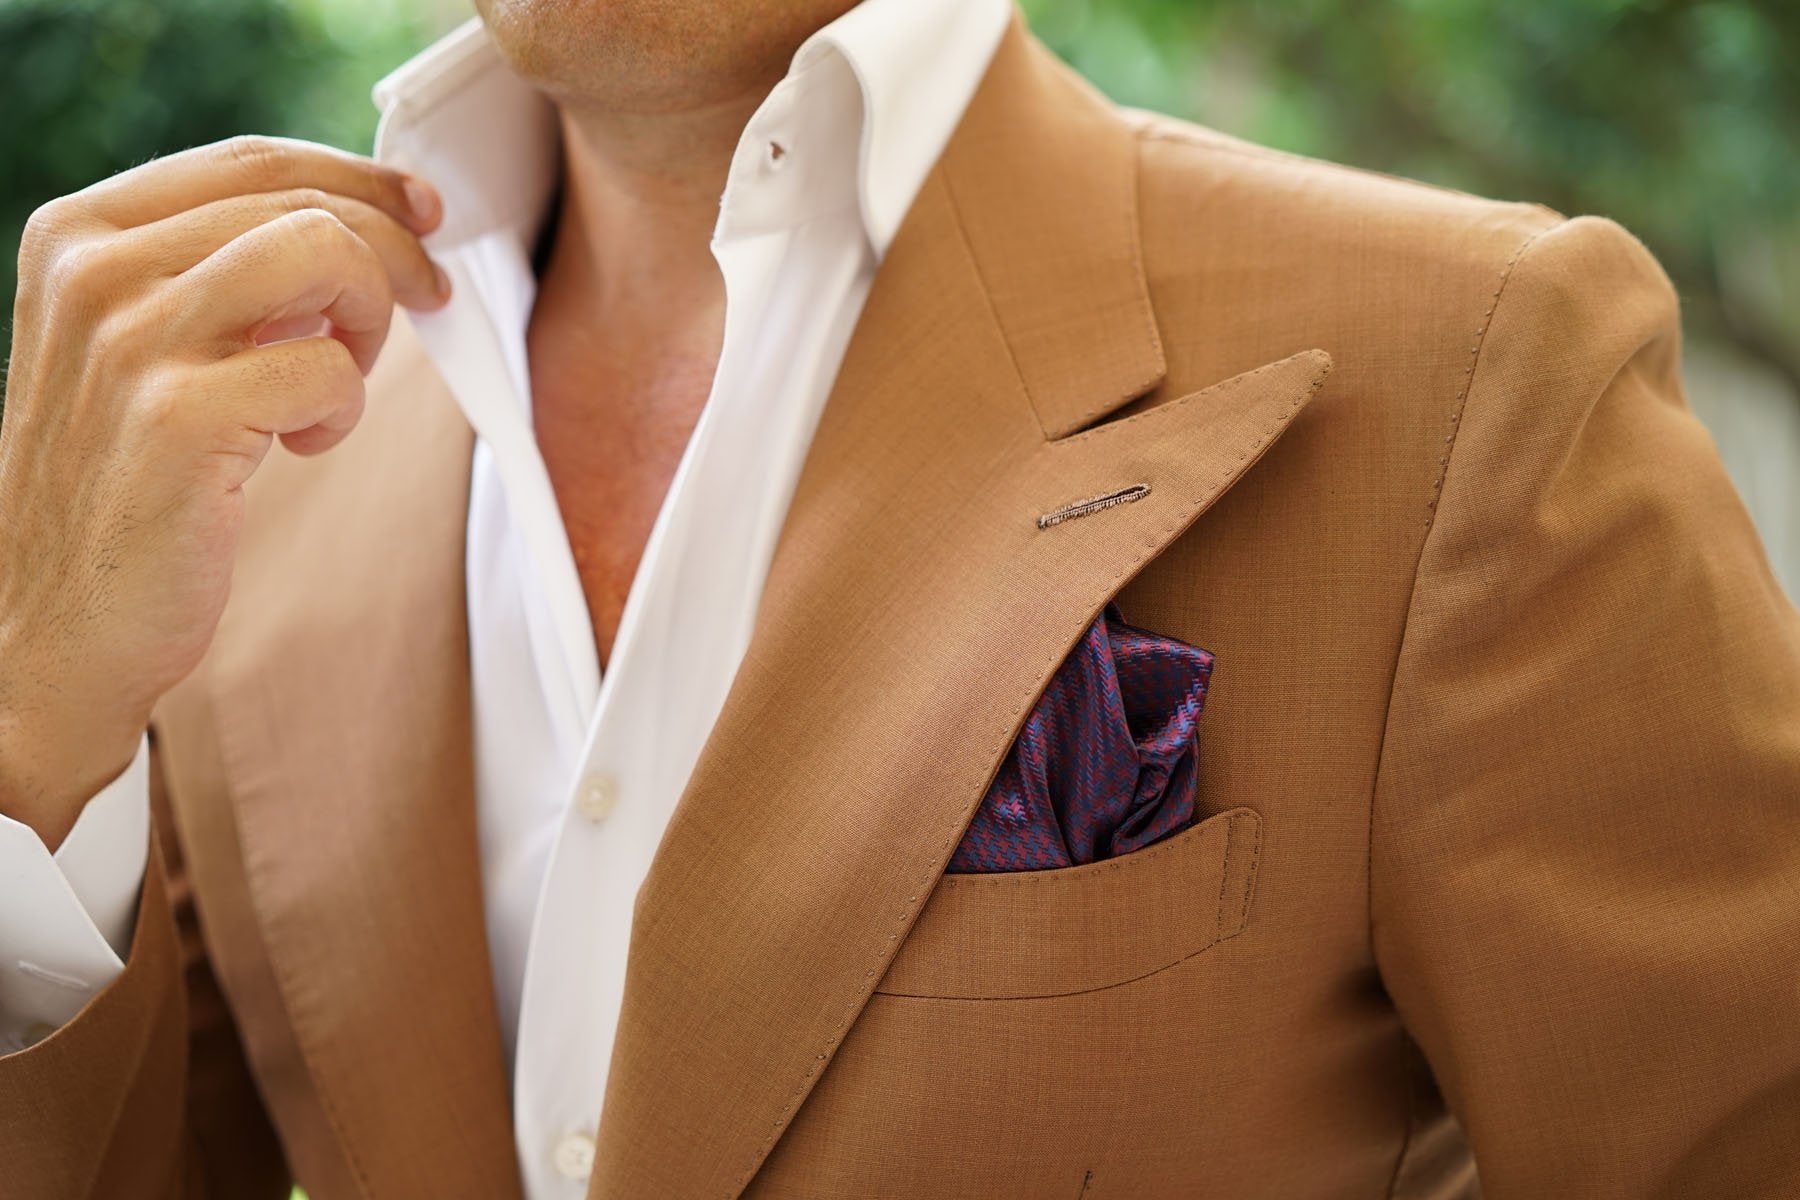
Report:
575,772,618,823
552,1131,595,1181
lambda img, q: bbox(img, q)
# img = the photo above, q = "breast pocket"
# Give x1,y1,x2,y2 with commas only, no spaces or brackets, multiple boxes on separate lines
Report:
874,806,1262,1001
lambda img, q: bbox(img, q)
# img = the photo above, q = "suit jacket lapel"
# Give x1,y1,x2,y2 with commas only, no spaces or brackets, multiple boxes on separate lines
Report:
204,321,523,1198
591,21,1332,1198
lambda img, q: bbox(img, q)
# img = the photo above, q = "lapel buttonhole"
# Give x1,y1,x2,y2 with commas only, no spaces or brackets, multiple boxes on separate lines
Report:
1036,483,1152,529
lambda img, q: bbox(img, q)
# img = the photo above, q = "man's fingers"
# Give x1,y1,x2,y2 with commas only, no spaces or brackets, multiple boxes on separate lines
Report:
124,188,450,312
196,334,368,462
171,207,395,374
254,314,330,345
66,135,440,238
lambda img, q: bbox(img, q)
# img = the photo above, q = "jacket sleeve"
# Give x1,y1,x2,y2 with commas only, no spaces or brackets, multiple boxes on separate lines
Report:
1370,214,1800,1197
0,734,288,1199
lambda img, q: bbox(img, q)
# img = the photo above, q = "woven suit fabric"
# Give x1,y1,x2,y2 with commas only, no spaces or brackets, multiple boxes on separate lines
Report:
946,602,1216,873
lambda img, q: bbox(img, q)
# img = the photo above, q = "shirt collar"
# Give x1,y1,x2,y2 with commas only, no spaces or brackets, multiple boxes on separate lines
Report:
371,0,1011,259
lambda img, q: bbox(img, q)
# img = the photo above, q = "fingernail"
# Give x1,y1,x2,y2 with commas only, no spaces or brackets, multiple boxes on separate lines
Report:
403,176,440,225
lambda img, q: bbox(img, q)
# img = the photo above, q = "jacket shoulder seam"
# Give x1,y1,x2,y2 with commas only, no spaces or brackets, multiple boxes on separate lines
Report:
1366,213,1563,1196
1131,117,1563,222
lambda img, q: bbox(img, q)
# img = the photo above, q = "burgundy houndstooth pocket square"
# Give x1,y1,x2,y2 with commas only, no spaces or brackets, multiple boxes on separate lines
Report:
947,602,1215,874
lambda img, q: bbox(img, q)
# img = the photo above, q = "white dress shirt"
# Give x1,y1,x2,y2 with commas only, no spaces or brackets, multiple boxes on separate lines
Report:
0,0,1010,1193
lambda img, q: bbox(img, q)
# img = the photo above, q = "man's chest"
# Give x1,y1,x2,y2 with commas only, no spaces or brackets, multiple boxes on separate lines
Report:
529,349,715,667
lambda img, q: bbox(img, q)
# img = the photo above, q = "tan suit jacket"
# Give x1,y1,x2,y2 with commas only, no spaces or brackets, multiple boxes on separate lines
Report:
5,17,1798,1199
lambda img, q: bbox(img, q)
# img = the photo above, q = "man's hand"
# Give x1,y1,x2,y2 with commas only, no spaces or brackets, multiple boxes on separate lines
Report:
0,135,451,848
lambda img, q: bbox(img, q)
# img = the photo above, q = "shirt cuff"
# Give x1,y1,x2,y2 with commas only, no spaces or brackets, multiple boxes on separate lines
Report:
0,734,150,1054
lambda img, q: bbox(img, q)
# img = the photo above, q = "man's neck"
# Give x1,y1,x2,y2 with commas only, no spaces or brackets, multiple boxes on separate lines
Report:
532,91,771,355
526,92,781,666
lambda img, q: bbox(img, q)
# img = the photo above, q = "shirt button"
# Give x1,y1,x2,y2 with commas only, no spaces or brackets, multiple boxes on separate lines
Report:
552,1131,596,1182
575,772,618,823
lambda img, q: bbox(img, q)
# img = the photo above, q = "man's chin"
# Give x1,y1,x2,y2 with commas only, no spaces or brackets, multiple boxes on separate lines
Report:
472,0,858,116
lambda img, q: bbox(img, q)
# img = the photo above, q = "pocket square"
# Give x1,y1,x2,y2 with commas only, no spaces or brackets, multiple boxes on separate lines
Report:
947,602,1215,874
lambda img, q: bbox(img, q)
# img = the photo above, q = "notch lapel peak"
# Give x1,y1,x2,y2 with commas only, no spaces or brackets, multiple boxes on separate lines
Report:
940,16,1168,438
